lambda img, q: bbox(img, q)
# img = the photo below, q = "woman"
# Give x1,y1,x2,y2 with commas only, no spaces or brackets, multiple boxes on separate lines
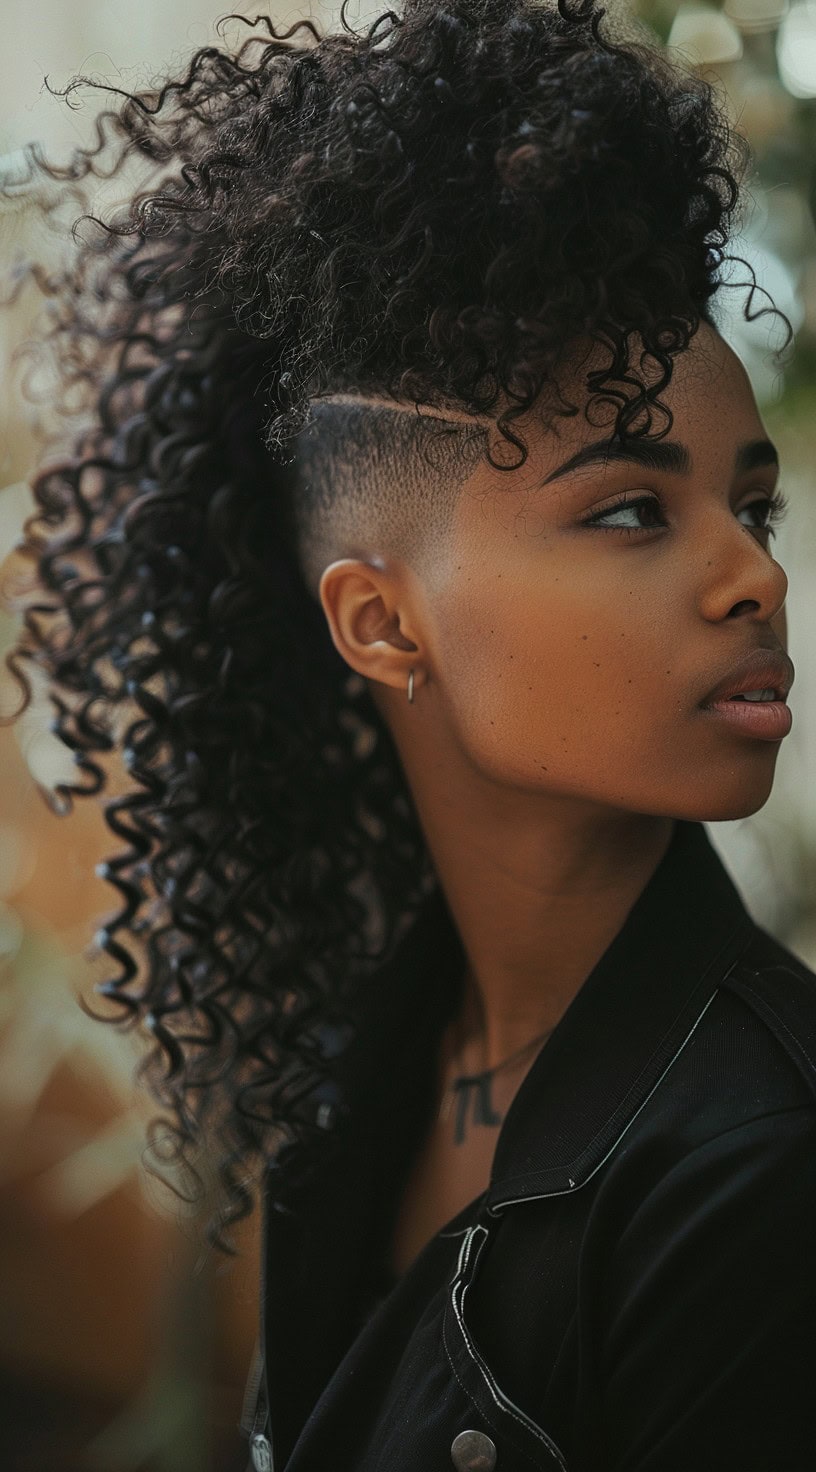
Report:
4,0,815,1467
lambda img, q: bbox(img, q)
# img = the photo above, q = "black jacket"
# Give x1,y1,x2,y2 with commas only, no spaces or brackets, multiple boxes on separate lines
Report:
242,820,816,1471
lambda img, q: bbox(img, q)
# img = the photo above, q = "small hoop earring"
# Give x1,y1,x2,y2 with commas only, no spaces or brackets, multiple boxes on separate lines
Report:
407,669,415,704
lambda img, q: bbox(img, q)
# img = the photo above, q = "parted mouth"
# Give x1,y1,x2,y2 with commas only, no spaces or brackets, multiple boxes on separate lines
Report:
699,648,795,708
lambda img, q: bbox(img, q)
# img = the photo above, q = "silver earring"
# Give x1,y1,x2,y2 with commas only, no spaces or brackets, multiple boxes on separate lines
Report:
407,668,415,704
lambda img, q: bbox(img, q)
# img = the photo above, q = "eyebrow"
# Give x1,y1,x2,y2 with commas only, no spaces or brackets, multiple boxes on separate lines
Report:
541,436,779,484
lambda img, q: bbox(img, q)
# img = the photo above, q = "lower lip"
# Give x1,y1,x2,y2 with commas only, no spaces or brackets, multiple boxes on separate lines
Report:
701,698,793,741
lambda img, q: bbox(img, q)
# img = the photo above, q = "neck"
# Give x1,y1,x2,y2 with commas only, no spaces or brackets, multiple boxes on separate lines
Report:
376,687,675,1071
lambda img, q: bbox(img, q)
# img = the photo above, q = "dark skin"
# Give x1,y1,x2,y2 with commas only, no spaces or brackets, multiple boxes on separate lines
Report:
318,324,791,1274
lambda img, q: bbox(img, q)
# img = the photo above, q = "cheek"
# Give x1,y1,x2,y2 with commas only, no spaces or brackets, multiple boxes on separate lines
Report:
432,576,670,782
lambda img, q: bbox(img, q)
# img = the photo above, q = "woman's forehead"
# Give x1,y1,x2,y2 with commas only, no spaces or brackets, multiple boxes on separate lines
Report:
494,327,763,482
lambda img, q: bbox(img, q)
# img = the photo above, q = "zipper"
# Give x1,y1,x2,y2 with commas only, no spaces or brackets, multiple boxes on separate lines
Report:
239,1337,266,1436
450,1224,569,1470
240,1337,274,1469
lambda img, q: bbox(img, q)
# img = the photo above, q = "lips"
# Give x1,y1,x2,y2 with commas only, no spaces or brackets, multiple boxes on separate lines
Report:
700,648,795,709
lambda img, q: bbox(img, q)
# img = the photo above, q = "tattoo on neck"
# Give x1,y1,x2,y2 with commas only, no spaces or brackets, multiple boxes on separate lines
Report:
439,1023,554,1144
447,1074,503,1145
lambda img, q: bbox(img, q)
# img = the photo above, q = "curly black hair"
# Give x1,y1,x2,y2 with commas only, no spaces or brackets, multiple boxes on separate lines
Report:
0,0,785,1253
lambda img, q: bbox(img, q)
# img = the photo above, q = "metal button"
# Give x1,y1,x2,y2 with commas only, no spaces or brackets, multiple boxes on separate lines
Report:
451,1428,497,1472
250,1432,274,1471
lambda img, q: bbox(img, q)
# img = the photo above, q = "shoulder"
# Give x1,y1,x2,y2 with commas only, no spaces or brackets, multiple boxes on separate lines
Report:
675,922,816,1128
595,923,816,1313
596,1041,816,1472
700,921,816,1115
598,921,816,1192
719,921,816,1091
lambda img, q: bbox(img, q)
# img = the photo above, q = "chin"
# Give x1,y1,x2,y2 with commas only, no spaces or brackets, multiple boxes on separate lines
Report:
676,777,778,824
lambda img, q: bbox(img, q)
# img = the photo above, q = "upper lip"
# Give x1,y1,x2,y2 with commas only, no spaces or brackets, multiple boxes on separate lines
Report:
700,647,795,707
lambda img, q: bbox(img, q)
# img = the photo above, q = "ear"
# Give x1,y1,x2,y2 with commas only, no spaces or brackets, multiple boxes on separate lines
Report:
318,558,425,695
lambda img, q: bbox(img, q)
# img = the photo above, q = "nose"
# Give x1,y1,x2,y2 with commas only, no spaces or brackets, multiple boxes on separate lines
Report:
696,515,788,626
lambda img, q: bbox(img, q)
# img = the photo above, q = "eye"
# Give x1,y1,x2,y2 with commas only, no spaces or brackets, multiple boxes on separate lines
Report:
583,493,666,533
737,489,789,539
582,488,790,538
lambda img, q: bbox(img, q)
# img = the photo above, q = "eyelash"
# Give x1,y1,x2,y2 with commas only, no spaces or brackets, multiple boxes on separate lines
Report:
583,489,790,539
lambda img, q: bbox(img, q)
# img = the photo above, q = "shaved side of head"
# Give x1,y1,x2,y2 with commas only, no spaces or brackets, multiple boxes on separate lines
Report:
288,395,493,597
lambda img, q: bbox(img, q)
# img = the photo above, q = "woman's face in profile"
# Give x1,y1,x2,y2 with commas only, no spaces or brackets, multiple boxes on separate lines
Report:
419,322,791,824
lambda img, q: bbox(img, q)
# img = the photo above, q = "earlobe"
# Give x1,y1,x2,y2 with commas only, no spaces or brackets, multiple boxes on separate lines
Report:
318,558,420,693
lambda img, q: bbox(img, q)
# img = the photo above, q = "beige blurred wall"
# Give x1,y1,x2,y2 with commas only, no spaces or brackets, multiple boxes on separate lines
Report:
2,0,378,159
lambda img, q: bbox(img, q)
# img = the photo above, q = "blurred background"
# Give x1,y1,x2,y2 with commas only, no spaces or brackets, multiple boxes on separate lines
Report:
2,0,816,1467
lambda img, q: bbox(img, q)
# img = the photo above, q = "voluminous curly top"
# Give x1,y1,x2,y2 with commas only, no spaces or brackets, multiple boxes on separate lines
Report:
1,0,768,1251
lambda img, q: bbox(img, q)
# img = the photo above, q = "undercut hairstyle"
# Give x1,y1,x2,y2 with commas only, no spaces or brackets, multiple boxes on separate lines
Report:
1,0,789,1251
291,397,490,595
